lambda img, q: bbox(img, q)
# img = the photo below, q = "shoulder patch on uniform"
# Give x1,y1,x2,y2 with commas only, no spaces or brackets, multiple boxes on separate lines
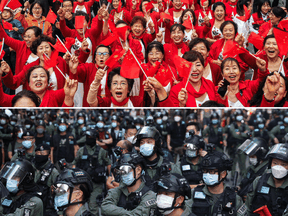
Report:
145,199,156,207
194,191,206,199
29,202,36,207
182,165,191,171
260,186,270,194
2,199,12,206
24,208,32,216
237,203,247,215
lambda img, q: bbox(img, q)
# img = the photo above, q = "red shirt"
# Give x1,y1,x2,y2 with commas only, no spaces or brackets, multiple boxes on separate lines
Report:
96,96,143,107
73,0,95,19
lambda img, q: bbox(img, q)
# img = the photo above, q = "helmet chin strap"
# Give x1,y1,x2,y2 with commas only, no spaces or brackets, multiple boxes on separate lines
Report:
158,194,182,214
128,168,142,187
57,188,85,211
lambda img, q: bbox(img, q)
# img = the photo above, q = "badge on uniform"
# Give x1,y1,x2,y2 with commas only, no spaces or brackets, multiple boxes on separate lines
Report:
24,208,31,216
237,203,247,215
2,199,12,206
182,165,191,171
145,199,156,207
260,186,270,194
194,191,206,199
82,155,88,160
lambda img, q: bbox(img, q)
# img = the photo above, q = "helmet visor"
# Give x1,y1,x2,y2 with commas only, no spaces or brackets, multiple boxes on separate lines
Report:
237,139,259,156
116,165,133,175
185,143,198,151
266,144,288,159
53,183,70,195
0,162,27,183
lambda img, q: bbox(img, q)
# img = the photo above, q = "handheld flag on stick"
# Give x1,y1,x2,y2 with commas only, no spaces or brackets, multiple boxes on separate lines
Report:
55,35,72,56
2,21,13,31
46,9,58,24
248,32,264,50
105,49,125,68
173,55,192,80
0,38,5,60
120,50,141,79
6,0,22,10
273,27,288,57
43,52,67,79
75,16,85,29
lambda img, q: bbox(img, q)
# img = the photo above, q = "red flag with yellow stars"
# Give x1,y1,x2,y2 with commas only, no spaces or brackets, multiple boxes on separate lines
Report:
120,50,140,79
46,9,57,24
100,33,118,46
160,12,173,21
49,41,66,53
43,51,59,70
105,49,125,68
146,61,161,77
6,0,22,10
173,55,192,79
248,32,264,50
182,17,193,29
2,21,13,31
274,27,288,57
65,38,76,50
222,40,246,59
155,66,170,86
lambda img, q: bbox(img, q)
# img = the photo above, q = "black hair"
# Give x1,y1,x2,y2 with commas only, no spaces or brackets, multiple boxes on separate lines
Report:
257,0,271,18
200,100,226,107
263,34,275,46
182,50,205,66
63,0,73,5
126,124,137,131
180,9,196,26
221,57,240,73
145,41,164,63
197,0,211,7
25,65,50,85
107,67,134,97
12,90,41,107
131,16,147,29
236,0,246,16
249,72,288,107
94,45,112,61
30,35,55,55
170,24,185,34
115,20,128,27
189,38,210,52
24,26,42,38
111,0,126,9
186,122,200,131
212,2,226,11
72,11,90,24
30,1,45,17
271,6,286,21
122,140,133,152
220,20,238,35
139,0,150,12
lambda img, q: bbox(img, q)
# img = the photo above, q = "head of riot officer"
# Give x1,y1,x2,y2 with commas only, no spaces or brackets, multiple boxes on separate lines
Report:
210,112,220,128
134,126,163,165
85,128,98,148
36,119,46,137
34,144,51,170
155,173,193,216
53,168,93,215
184,130,206,164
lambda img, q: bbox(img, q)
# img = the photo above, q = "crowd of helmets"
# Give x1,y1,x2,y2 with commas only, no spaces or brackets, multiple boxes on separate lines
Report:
1,108,288,215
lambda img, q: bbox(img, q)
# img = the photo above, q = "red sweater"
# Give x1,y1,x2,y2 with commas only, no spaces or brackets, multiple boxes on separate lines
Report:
73,0,95,20
109,9,133,25
2,56,68,90
0,24,32,75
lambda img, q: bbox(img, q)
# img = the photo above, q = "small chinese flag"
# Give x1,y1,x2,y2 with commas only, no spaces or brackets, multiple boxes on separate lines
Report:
273,28,288,57
107,0,113,3
105,49,125,68
65,37,76,50
248,32,264,50
146,61,161,77
75,16,85,29
2,21,13,31
155,67,170,86
116,1,122,13
0,0,8,12
43,51,59,70
200,0,207,6
120,50,140,79
116,26,129,41
46,10,57,24
6,0,22,10
145,2,154,12
173,55,192,79
49,41,66,53
100,33,118,46
278,20,288,32
223,40,247,58
53,0,63,3
182,0,189,5
160,12,173,21
182,17,193,29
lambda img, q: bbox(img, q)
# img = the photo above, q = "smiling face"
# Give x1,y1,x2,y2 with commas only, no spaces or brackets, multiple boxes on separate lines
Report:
269,11,282,25
274,76,287,104
191,42,208,61
214,5,225,21
188,58,204,83
173,0,182,10
148,47,164,64
2,9,11,20
131,20,145,37
36,41,52,61
29,68,49,94
32,3,43,19
110,74,129,103
112,0,120,9
222,23,235,40
222,60,241,84
63,1,73,13
183,11,193,22
261,2,271,14
264,38,279,59
171,27,184,44
95,47,110,68
23,29,38,48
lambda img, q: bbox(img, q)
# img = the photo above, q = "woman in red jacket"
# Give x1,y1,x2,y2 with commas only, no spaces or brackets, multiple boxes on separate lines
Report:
216,57,269,107
180,9,200,44
0,24,42,75
194,0,213,30
110,0,133,25
73,0,95,21
189,38,222,85
2,36,69,91
0,64,77,107
168,50,218,107
249,72,288,107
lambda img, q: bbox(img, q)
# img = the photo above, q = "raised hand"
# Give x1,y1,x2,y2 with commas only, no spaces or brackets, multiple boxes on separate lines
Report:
256,58,266,72
69,55,79,74
178,88,188,107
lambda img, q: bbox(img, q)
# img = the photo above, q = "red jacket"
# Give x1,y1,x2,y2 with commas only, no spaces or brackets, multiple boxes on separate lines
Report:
164,42,190,68
129,32,156,49
251,12,267,26
109,9,133,25
215,69,269,107
0,24,32,75
96,96,143,107
73,0,95,19
204,17,232,40
2,56,68,90
259,95,288,107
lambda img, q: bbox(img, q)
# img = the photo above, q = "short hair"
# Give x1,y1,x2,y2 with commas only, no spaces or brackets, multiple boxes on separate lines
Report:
126,124,137,131
221,57,240,73
25,65,50,85
107,68,134,96
189,38,210,52
72,11,89,24
272,6,286,20
186,122,200,131
200,100,226,107
220,21,238,35
170,24,185,34
145,41,164,63
63,0,73,5
180,9,196,26
131,16,147,29
30,1,45,17
30,35,55,55
212,2,226,11
12,90,41,107
182,50,205,66
24,26,42,38
263,34,275,46
94,45,112,61
139,0,150,12
115,20,128,27
122,140,133,152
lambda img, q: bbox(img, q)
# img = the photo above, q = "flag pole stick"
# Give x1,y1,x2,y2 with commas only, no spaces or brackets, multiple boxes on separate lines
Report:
168,64,176,81
0,38,4,60
56,35,72,56
128,48,148,78
278,55,285,74
44,53,67,79
184,65,193,89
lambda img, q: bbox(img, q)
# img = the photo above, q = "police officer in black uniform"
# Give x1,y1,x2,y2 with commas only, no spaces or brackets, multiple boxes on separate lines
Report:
267,110,282,131
110,115,124,148
269,111,288,144
237,137,269,201
252,117,270,144
53,168,94,216
178,131,205,189
246,143,288,216
0,112,13,164
35,120,52,147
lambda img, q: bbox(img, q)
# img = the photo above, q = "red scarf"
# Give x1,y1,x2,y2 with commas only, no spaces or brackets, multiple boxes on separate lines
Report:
173,42,189,54
116,1,122,13
171,8,183,12
111,97,129,106
229,1,237,6
185,77,215,106
131,32,145,40
77,2,85,5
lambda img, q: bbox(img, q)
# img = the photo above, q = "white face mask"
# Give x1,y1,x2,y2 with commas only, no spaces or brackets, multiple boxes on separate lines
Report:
126,136,135,144
249,158,258,166
174,116,181,122
156,194,175,215
272,165,288,179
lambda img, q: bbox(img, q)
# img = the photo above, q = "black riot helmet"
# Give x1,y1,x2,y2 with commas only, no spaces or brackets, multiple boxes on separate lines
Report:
155,173,191,213
210,112,220,125
85,129,99,147
201,151,233,172
266,143,288,164
54,168,93,211
184,132,205,158
237,138,268,162
187,113,198,122
0,159,35,194
10,115,18,126
145,116,155,126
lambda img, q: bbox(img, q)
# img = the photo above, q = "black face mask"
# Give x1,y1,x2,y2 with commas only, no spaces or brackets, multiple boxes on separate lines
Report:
35,155,49,167
86,137,96,146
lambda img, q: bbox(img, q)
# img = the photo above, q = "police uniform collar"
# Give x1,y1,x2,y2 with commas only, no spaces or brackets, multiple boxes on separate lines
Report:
186,155,202,166
38,159,52,170
74,203,89,216
121,181,145,196
253,160,268,173
267,171,288,189
146,155,161,168
202,183,229,197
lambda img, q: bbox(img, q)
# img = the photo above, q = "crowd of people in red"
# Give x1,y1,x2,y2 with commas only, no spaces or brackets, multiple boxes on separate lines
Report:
0,0,287,107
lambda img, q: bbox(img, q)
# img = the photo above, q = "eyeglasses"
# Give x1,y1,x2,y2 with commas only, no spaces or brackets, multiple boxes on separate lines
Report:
63,5,73,8
96,52,109,56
